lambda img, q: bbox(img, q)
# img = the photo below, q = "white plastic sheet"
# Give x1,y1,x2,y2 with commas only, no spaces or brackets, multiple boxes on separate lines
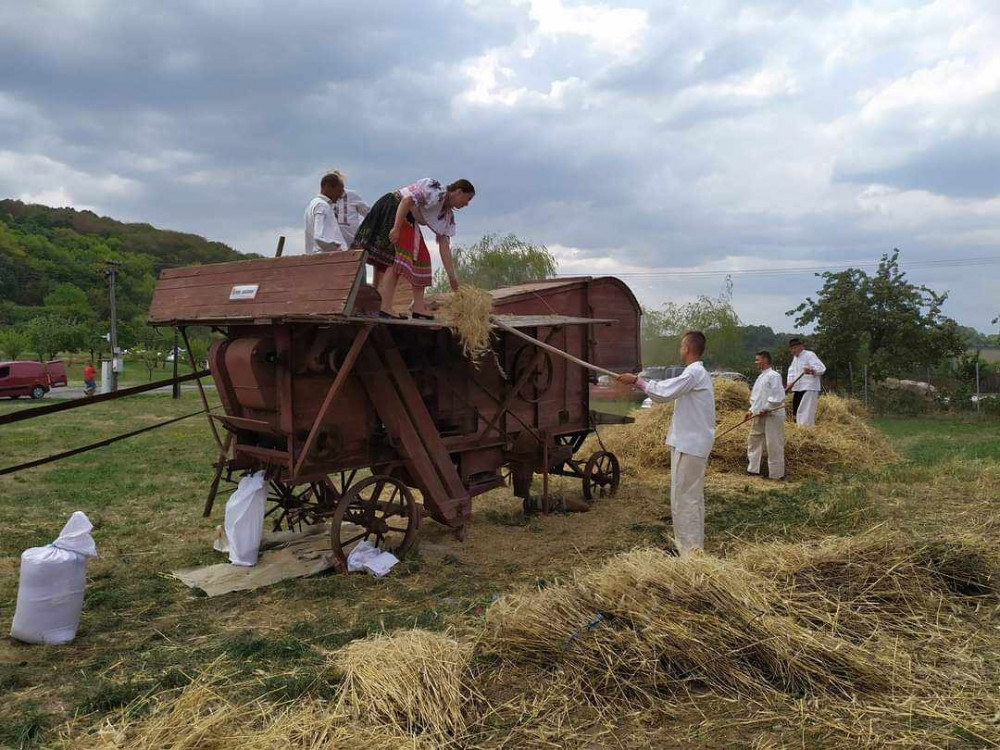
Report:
346,540,399,577
224,471,267,567
10,511,98,645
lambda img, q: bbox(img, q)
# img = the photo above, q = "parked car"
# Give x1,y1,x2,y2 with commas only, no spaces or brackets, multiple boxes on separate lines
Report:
639,365,686,381
46,359,68,387
0,361,51,399
590,374,641,402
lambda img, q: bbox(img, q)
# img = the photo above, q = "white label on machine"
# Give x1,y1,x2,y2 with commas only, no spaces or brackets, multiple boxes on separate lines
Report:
229,284,259,301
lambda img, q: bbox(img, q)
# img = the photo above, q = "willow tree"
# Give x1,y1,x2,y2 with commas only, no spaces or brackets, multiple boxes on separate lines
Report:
431,233,557,292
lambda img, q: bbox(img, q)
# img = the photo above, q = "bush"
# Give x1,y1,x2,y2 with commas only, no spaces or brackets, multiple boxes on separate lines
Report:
869,384,934,416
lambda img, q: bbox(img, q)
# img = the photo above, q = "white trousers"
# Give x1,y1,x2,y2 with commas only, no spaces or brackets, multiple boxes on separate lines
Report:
747,409,785,479
670,449,707,555
795,390,818,426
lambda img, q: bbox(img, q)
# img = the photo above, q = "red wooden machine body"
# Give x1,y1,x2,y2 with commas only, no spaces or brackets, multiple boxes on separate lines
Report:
148,251,641,565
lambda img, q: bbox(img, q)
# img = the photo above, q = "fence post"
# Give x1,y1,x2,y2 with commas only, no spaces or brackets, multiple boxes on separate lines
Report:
976,359,981,415
863,365,869,408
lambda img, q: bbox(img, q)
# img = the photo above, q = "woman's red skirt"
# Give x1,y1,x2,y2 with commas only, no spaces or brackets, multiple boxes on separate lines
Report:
394,221,433,288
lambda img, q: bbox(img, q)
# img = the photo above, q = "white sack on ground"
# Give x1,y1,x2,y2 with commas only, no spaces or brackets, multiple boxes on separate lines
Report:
224,471,267,566
346,539,399,577
10,511,98,645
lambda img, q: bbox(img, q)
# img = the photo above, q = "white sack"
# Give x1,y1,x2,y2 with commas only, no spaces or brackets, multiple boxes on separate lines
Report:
225,471,267,567
346,539,399,577
10,511,98,645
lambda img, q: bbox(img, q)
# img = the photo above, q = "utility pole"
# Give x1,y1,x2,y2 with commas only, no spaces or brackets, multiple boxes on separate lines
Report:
172,327,180,399
107,260,120,392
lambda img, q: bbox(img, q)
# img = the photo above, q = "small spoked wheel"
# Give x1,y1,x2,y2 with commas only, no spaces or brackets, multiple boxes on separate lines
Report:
331,475,420,566
265,481,335,532
582,451,620,501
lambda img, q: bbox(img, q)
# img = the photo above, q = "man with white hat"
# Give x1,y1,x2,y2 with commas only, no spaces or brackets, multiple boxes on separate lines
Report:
786,338,825,426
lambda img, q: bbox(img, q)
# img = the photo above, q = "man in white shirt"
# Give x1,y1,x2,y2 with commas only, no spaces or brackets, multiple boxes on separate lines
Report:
786,338,826,426
747,350,786,479
325,170,370,248
618,331,714,555
304,171,347,255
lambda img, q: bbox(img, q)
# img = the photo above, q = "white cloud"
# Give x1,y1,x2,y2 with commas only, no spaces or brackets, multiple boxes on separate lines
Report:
523,0,648,56
0,151,141,212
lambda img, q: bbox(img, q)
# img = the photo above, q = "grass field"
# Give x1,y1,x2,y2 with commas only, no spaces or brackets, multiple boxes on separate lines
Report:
1,395,998,747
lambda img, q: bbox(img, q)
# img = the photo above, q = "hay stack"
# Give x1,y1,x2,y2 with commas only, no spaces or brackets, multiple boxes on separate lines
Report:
596,380,893,479
333,629,470,742
736,531,998,639
436,285,494,362
483,549,895,701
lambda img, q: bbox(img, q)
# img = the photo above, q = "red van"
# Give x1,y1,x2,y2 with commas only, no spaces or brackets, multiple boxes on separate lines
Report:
0,361,51,399
46,360,68,387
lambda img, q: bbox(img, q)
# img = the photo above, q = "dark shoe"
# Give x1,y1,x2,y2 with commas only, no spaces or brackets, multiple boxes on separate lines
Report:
412,311,434,320
378,311,404,320
746,471,761,477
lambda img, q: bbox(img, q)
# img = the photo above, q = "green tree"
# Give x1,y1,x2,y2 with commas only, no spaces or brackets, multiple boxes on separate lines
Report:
642,277,744,369
43,282,96,322
23,315,84,361
0,328,30,359
788,250,965,382
431,233,557,292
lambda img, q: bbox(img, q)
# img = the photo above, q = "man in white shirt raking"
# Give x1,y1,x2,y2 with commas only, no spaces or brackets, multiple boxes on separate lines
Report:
786,337,826,427
617,331,715,555
304,171,348,255
747,350,786,480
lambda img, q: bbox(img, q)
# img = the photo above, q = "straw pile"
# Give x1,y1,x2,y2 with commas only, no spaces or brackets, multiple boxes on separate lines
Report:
736,531,998,639
333,629,470,743
596,380,894,479
482,548,896,701
436,285,494,362
77,632,471,750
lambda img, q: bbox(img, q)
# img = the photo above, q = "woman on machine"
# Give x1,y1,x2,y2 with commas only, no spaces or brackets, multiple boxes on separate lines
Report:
351,178,475,318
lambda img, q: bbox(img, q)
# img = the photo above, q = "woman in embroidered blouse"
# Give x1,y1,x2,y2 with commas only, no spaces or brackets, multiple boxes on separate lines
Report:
351,178,475,318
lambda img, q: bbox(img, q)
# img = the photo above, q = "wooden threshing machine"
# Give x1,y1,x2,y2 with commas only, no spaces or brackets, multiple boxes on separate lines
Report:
148,251,641,567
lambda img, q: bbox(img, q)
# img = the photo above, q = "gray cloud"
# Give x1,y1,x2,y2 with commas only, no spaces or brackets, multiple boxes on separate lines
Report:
1,0,999,333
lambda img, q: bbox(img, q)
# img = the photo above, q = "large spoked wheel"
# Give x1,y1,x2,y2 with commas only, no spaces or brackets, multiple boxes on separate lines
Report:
582,451,620,501
331,475,420,566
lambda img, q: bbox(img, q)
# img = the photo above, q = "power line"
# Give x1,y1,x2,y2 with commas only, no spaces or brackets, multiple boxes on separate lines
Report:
556,255,1000,280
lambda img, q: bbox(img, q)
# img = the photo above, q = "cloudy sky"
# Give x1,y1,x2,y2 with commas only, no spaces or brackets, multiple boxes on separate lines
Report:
2,0,999,332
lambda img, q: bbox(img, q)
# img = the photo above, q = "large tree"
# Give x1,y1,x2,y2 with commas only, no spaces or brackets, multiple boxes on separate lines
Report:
788,250,965,381
431,233,557,292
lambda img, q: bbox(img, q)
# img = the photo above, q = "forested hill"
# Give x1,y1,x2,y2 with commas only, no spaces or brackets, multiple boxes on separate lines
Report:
0,199,256,327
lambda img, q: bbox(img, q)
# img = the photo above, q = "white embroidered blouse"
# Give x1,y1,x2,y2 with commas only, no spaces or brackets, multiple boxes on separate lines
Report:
398,178,456,239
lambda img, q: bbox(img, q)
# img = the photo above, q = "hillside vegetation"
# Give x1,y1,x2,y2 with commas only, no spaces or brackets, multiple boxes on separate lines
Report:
0,200,255,358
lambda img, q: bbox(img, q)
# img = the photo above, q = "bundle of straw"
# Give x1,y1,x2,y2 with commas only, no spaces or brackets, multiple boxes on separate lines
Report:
333,629,470,742
436,285,495,362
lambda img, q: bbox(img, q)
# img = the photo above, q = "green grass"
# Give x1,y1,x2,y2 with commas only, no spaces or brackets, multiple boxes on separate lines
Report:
872,416,1000,464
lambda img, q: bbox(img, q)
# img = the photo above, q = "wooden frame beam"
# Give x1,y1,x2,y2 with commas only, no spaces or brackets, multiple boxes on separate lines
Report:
291,323,372,479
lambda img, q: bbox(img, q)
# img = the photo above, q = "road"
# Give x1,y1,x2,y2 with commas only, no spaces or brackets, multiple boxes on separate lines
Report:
41,384,215,400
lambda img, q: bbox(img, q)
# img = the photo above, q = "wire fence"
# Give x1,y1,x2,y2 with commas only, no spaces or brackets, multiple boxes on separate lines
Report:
816,360,1000,417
